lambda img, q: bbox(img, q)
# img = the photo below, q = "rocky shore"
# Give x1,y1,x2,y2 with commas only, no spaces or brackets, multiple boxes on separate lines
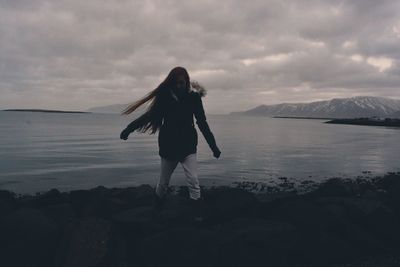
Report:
1,173,400,267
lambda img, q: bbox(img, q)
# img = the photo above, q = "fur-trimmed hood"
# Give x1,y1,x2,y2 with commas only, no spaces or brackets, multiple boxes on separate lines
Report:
170,81,207,102
189,81,207,97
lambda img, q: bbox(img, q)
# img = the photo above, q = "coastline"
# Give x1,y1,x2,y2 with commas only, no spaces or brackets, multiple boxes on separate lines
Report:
2,109,90,114
1,173,400,266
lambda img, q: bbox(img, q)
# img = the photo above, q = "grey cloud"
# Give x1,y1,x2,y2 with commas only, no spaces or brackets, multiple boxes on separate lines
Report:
0,0,399,113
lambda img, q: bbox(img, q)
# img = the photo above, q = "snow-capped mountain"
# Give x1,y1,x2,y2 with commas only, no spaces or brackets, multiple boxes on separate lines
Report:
391,110,400,118
231,96,400,119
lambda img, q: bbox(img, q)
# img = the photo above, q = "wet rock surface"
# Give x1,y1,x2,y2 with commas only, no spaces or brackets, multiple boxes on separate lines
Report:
0,173,400,267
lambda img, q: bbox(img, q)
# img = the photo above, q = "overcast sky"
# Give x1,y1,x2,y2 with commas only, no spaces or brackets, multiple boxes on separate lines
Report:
1,0,400,114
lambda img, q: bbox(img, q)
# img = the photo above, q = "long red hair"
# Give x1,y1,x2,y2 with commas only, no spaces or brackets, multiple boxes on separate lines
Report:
120,66,191,134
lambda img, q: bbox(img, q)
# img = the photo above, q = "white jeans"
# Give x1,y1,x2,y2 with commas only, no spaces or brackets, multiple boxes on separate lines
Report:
155,153,201,200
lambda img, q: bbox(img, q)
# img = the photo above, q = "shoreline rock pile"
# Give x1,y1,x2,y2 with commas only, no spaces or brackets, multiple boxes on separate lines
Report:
1,173,400,267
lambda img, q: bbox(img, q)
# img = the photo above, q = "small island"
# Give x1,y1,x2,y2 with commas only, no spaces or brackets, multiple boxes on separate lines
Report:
325,117,400,127
2,109,91,114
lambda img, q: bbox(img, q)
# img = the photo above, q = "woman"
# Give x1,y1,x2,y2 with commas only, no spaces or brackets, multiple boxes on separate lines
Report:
119,66,221,210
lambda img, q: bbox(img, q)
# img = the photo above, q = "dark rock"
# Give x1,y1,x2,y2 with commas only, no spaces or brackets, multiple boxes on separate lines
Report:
153,195,196,226
69,189,126,218
2,173,400,266
342,198,385,219
89,185,111,196
83,196,127,219
311,178,355,197
375,173,400,192
110,184,155,208
324,218,385,255
324,203,346,219
68,189,94,216
31,188,68,208
204,187,260,222
263,197,335,230
315,196,391,224
41,202,76,228
139,227,218,267
363,206,400,245
293,230,356,265
0,189,18,216
112,206,166,237
153,194,217,227
215,218,299,266
57,216,113,267
0,207,59,267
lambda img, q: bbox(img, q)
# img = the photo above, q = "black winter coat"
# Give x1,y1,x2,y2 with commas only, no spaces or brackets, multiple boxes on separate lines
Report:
125,87,219,161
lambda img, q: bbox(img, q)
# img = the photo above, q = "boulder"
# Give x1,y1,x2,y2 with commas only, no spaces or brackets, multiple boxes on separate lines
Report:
0,189,18,216
0,207,59,267
204,187,260,222
139,227,218,267
58,216,113,267
215,218,299,266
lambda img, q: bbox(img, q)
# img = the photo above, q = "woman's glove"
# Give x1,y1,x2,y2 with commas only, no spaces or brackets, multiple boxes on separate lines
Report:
212,147,221,159
120,128,131,140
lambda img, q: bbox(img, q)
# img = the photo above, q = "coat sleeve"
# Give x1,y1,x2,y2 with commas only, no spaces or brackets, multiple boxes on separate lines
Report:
193,93,220,152
125,112,151,132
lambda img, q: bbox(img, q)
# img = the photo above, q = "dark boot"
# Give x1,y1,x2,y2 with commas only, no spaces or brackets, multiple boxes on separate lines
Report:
188,197,205,223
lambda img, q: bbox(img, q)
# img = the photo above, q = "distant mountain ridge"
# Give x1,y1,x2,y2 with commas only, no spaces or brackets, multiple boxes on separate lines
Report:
3,109,90,114
231,96,400,119
87,85,207,114
86,103,147,114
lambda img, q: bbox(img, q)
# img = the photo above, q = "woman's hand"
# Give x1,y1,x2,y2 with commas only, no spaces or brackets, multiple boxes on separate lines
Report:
213,148,221,159
120,128,131,140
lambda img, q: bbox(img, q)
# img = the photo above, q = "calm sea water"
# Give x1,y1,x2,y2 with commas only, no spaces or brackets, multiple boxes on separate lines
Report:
0,111,399,194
